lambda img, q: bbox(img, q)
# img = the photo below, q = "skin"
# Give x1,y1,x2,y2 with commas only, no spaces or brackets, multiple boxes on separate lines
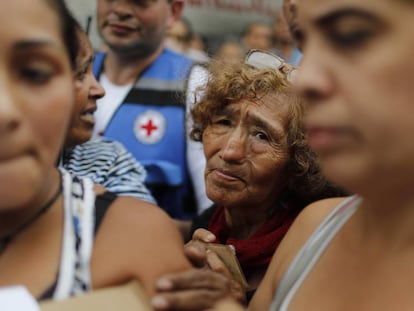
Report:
283,0,299,32
242,23,273,52
273,10,293,45
0,0,191,299
151,229,246,311
203,95,291,288
272,10,298,61
96,0,183,84
213,299,244,311
152,93,294,310
65,30,105,148
296,0,414,200
0,0,73,218
0,0,74,294
203,97,290,238
165,18,188,53
216,41,244,64
188,34,205,52
152,237,242,311
213,0,414,310
282,0,303,51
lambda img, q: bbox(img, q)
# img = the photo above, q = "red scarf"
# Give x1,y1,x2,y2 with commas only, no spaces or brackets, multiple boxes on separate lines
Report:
207,204,299,277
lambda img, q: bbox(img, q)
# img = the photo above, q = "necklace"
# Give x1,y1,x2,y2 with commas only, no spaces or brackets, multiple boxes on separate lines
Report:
0,183,62,252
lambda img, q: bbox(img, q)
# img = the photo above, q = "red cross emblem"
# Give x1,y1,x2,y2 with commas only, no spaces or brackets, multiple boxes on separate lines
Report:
141,119,158,137
134,110,166,144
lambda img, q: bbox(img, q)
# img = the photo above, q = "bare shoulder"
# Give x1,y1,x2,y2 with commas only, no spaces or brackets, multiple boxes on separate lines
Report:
293,197,348,232
274,196,349,268
101,196,180,233
91,196,191,296
248,196,349,311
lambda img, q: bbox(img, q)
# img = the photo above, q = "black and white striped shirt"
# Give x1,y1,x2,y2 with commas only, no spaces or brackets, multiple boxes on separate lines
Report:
62,137,156,204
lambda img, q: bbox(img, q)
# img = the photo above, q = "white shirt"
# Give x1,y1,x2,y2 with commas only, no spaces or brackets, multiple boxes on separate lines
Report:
186,65,212,212
93,73,133,136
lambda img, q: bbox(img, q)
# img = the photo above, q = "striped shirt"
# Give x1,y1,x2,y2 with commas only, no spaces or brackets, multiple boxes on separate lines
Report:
61,137,156,204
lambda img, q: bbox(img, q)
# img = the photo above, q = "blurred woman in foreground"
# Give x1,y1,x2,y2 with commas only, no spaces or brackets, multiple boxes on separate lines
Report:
0,0,190,300
210,0,414,310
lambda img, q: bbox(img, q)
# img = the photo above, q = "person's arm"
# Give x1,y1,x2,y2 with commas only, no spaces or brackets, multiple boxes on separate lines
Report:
100,139,157,204
173,219,193,242
90,196,191,297
210,298,245,311
248,197,346,311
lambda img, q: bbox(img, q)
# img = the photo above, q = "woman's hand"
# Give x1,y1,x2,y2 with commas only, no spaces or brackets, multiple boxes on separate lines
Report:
151,229,246,310
184,228,216,268
151,268,235,311
187,229,246,302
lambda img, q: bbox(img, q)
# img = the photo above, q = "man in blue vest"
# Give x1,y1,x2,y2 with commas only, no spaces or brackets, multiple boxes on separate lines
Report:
92,0,211,235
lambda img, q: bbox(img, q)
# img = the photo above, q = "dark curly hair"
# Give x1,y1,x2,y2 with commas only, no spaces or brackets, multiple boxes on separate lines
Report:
190,58,346,207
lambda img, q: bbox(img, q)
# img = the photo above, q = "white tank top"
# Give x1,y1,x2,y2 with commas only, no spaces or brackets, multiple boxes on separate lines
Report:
270,195,361,311
93,74,133,137
52,168,96,299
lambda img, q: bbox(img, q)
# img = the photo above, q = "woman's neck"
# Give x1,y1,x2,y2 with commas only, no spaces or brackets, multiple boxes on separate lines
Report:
356,191,414,252
223,201,280,239
0,169,61,238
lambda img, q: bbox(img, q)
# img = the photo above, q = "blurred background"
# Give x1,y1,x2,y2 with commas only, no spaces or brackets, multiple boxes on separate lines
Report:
65,0,282,56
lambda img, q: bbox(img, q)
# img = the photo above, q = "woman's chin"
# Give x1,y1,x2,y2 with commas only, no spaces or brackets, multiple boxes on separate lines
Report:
0,187,38,211
0,160,42,210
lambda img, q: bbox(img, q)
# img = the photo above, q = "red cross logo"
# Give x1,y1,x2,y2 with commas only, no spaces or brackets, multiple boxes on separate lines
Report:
141,119,158,137
134,110,166,144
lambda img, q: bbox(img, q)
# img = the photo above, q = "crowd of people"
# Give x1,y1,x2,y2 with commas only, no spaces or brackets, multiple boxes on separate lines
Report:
2,0,414,310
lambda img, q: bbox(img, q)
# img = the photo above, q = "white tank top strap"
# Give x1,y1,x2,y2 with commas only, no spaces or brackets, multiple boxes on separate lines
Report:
269,195,362,311
53,168,95,299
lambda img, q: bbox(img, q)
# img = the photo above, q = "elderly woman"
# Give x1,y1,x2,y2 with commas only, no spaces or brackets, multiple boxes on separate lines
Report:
151,51,345,311
190,50,342,297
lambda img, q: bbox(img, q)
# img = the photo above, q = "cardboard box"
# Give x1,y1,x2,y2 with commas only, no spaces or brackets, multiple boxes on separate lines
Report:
40,281,153,311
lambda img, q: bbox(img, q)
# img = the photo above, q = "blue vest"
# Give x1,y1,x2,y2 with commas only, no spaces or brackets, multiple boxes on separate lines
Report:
93,49,196,219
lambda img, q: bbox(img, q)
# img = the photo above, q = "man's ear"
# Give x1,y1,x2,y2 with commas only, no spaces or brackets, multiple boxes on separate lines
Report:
167,0,184,27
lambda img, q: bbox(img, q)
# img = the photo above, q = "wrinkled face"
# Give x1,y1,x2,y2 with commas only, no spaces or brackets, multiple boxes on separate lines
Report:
0,0,74,208
243,24,273,51
203,94,291,210
296,0,414,196
97,0,175,56
66,30,105,148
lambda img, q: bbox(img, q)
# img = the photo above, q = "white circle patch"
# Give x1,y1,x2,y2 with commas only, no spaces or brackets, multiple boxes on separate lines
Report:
134,110,166,144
